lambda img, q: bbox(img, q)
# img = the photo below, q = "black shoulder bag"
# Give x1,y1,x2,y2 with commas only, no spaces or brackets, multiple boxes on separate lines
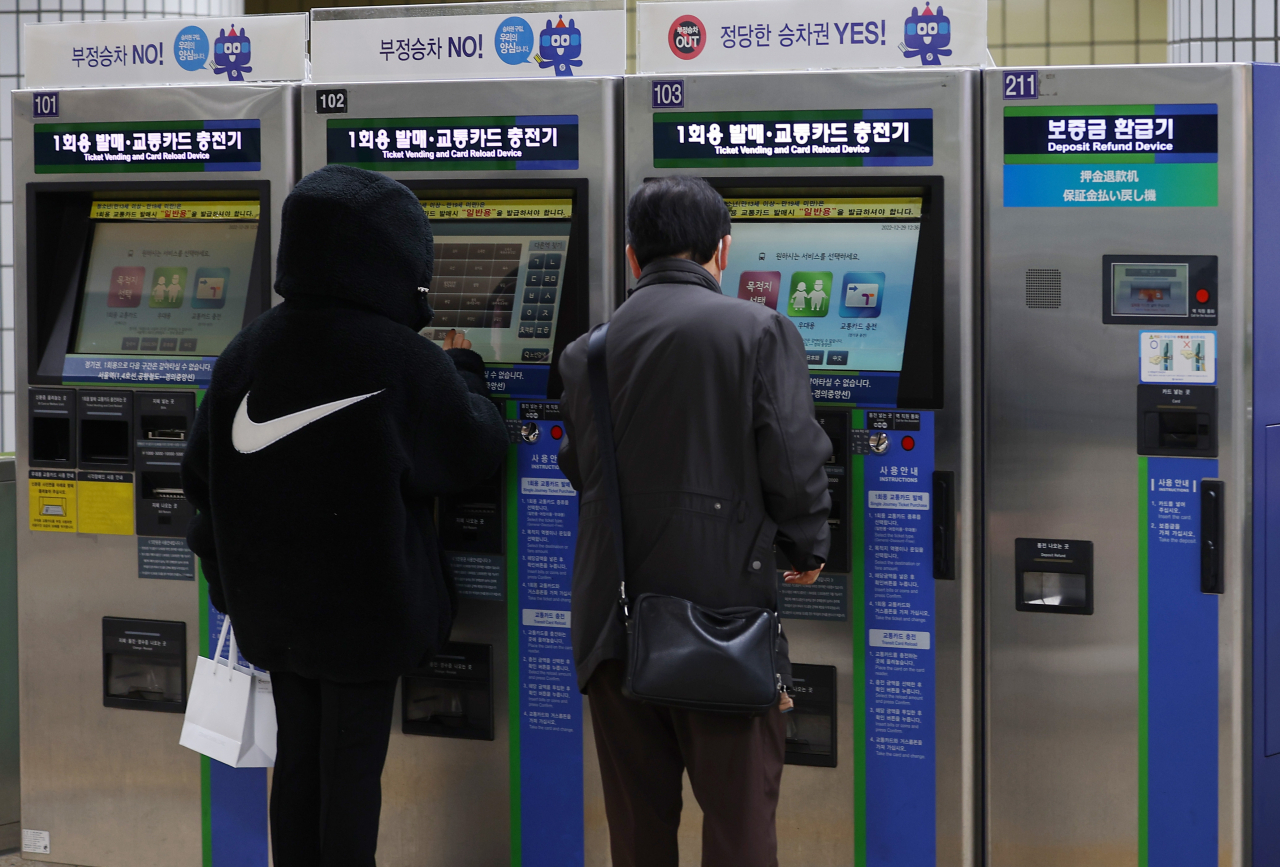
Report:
586,322,781,715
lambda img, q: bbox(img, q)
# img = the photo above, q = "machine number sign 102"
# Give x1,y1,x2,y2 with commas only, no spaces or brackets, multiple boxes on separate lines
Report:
1002,70,1039,100
652,80,685,109
32,92,59,118
316,89,348,114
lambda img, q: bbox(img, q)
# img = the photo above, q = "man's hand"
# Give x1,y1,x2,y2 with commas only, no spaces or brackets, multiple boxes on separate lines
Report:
783,563,825,585
443,329,471,350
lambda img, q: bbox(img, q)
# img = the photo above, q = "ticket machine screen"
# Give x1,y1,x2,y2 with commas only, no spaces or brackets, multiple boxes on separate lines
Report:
721,196,923,373
420,198,574,365
74,208,258,357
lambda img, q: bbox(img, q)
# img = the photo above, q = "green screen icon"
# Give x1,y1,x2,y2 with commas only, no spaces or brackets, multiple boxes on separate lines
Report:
786,271,833,317
149,267,187,308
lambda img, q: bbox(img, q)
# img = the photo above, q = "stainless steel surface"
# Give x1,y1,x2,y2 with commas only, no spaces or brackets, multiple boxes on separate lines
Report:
0,459,17,855
981,64,1250,867
12,83,298,867
300,75,621,865
623,68,981,867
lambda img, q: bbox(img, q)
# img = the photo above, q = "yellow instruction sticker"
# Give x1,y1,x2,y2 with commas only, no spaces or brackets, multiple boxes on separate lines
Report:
90,201,260,221
723,197,922,220
77,472,134,536
419,199,572,220
29,471,76,533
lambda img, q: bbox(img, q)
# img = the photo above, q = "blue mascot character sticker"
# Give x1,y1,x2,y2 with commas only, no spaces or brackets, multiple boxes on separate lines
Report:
536,16,582,76
212,25,252,81
901,3,952,66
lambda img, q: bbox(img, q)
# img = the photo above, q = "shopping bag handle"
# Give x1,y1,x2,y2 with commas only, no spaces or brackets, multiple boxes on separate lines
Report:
212,617,238,681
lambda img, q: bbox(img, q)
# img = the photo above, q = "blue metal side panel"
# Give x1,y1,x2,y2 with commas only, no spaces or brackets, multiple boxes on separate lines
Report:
1253,61,1280,866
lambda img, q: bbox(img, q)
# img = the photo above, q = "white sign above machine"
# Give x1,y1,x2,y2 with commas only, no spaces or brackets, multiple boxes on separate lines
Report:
310,0,626,83
23,14,309,89
635,0,988,73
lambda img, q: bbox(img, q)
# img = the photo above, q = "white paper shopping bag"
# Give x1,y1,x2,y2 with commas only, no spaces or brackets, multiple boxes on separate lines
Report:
234,671,277,768
179,618,253,767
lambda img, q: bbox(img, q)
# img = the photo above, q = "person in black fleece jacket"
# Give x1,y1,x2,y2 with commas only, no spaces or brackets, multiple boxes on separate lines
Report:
181,164,509,867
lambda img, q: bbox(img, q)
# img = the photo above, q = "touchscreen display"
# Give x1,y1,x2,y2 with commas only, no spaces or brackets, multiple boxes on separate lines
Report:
422,199,573,365
75,217,257,357
1111,263,1189,317
720,197,923,372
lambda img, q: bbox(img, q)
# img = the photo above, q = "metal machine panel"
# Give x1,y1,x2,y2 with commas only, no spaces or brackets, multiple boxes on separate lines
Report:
982,64,1248,867
13,82,297,867
300,74,620,867
625,68,980,867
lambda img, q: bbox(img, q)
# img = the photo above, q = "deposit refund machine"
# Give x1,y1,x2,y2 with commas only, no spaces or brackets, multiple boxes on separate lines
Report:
626,3,984,863
304,2,623,864
10,13,306,867
982,62,1280,866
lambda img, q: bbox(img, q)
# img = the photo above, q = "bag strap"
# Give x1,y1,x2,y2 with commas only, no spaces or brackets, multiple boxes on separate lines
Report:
587,323,630,617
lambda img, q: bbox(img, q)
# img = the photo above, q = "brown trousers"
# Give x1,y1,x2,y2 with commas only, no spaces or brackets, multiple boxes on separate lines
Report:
587,659,786,867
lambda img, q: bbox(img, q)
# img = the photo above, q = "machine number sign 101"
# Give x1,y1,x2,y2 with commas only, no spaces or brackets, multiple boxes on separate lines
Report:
32,92,58,118
652,80,684,109
1003,70,1039,100
316,89,348,114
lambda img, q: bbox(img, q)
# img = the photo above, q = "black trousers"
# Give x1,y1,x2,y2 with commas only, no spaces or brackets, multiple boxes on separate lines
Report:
587,660,786,867
269,671,399,867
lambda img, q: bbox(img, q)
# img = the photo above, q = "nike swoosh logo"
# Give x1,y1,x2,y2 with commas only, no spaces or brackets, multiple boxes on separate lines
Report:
231,389,384,454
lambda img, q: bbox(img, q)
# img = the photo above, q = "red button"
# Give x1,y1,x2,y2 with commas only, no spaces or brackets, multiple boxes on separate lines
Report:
1196,288,1210,304
551,425,564,440
901,435,915,451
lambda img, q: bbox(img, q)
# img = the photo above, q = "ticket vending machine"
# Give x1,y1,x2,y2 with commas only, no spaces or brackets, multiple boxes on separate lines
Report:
625,69,980,866
12,16,303,866
302,8,621,863
982,63,1280,866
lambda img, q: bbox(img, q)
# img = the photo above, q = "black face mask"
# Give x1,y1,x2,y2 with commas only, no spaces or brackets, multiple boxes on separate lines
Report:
416,288,435,331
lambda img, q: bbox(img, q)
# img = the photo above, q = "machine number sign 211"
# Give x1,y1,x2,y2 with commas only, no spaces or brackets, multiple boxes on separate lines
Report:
1003,70,1039,100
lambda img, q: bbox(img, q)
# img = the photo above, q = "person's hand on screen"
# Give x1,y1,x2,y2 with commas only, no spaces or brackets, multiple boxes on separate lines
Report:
783,563,825,585
443,329,471,350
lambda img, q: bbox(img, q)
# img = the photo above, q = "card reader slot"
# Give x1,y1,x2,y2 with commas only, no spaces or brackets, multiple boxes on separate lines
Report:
80,419,130,465
31,416,71,463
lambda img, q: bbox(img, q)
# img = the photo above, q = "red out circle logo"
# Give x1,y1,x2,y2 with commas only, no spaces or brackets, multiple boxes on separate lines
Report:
668,15,706,59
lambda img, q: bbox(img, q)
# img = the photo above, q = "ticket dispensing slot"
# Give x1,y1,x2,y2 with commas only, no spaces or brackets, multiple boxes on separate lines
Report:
402,642,493,740
29,388,75,467
784,663,837,767
135,392,195,537
438,469,504,554
102,617,186,713
78,389,132,471
1137,384,1218,457
1015,538,1094,615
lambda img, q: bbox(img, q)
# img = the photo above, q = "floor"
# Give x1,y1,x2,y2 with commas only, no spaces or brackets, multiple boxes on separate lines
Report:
0,855,77,867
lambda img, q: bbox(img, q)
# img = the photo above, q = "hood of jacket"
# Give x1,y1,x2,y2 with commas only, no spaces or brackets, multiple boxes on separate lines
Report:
274,164,435,331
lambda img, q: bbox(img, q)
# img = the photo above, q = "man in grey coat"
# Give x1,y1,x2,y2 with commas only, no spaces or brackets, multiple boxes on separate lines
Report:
556,176,833,867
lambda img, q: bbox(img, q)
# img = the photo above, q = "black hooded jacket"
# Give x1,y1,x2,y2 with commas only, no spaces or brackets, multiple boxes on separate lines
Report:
182,165,509,682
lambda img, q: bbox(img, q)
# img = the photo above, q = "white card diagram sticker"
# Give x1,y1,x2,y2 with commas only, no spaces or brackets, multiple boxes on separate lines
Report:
1140,332,1216,383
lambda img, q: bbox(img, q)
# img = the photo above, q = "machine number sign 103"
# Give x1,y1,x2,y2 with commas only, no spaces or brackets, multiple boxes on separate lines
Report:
652,80,685,109
316,89,348,114
1003,70,1039,100
32,92,58,118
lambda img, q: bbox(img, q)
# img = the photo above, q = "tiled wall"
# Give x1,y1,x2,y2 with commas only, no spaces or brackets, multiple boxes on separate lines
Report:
988,0,1168,65
0,0,242,454
1168,0,1275,60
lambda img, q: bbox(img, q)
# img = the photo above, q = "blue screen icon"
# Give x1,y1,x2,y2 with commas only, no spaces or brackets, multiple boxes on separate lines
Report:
839,271,885,318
